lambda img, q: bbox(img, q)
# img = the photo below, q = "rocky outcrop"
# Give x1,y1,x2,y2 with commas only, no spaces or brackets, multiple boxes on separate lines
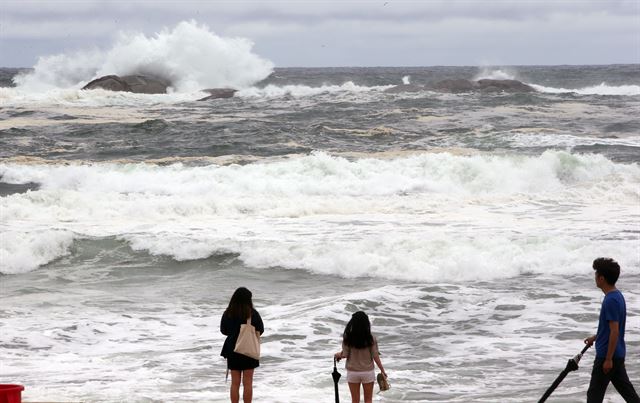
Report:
430,79,476,93
82,75,131,92
82,75,171,94
82,76,238,98
428,79,535,93
475,79,535,92
198,88,237,100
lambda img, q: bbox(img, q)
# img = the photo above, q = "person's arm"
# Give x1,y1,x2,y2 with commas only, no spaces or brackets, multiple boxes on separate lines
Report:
373,354,387,378
254,310,265,335
371,338,387,377
335,342,348,361
220,313,230,335
603,321,619,374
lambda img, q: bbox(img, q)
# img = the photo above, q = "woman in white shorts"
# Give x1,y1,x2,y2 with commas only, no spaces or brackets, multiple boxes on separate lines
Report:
334,311,387,403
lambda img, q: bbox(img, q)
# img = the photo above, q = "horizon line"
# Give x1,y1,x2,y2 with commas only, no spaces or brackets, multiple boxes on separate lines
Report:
2,62,639,70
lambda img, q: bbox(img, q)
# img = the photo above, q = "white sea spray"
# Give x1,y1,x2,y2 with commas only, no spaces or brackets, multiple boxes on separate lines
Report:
13,21,273,92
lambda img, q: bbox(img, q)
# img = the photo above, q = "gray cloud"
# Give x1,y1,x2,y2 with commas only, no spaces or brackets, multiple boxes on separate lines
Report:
1,0,638,67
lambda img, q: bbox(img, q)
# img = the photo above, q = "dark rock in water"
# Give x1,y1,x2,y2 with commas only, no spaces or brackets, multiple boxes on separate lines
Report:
429,78,535,93
475,79,535,93
83,75,131,92
198,88,237,100
0,181,39,197
430,79,476,93
123,75,171,94
0,67,32,88
82,75,171,94
384,84,425,93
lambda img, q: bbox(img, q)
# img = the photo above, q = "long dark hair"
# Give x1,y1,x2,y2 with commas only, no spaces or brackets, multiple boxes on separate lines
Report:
343,311,374,349
224,287,253,320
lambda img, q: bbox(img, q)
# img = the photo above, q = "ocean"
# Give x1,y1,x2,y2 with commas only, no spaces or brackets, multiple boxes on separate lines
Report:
0,27,639,403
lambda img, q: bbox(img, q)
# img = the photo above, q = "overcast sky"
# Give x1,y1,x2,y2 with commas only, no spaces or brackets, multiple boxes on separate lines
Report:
1,0,639,68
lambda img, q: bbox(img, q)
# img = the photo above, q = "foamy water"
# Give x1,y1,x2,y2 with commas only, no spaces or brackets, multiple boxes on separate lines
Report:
2,257,638,402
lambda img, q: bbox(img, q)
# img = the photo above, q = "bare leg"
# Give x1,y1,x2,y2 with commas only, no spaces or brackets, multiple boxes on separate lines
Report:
230,370,242,403
348,382,361,403
363,382,375,403
242,369,254,403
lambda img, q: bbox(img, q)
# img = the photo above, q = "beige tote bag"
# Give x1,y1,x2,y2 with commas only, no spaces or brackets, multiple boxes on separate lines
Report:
234,317,260,360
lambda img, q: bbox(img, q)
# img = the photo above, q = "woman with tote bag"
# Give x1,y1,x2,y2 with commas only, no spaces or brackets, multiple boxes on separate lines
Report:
221,287,264,403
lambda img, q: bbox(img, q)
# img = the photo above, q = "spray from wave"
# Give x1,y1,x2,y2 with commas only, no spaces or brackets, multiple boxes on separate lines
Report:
474,68,517,81
13,21,274,93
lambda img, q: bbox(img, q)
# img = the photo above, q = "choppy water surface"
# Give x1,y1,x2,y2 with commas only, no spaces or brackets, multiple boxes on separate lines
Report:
1,62,639,403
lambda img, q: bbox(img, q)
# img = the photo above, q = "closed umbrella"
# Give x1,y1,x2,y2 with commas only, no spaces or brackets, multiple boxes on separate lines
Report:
538,344,591,403
332,357,342,403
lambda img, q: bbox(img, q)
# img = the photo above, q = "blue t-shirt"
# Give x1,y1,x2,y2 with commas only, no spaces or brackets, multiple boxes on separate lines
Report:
595,289,626,358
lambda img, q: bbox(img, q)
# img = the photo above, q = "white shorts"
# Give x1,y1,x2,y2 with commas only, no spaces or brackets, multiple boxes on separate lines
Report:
346,369,375,384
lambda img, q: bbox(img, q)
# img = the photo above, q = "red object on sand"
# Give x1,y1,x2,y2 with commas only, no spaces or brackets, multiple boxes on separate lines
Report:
0,384,24,403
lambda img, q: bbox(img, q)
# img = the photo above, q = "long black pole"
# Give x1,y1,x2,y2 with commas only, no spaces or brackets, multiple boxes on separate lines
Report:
539,370,571,403
538,344,591,403
332,357,341,403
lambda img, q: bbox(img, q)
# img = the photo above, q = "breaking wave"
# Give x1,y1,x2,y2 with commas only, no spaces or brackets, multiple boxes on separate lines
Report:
2,151,638,277
13,20,274,93
531,82,640,96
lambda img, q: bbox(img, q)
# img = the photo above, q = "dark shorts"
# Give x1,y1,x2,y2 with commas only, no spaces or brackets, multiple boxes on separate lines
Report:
226,352,259,371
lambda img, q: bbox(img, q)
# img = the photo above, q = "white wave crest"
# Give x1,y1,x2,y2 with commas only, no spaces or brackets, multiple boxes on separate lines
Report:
236,81,392,98
2,151,636,198
402,75,411,85
0,230,74,274
508,132,640,148
2,151,638,277
531,82,640,96
0,86,206,107
1,81,392,106
13,20,273,93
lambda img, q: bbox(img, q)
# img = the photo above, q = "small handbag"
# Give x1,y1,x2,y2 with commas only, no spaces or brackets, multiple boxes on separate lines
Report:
234,316,261,360
377,373,390,392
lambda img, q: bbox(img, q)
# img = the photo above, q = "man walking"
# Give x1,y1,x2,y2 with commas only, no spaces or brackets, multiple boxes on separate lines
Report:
584,257,639,402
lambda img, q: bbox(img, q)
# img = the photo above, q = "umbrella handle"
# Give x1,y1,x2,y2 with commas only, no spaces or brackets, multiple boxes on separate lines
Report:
579,343,591,356
571,343,592,367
